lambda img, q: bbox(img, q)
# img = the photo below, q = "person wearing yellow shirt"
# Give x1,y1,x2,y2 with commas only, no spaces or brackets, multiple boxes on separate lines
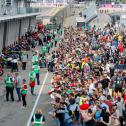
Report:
81,61,86,69
71,63,75,69
118,35,122,42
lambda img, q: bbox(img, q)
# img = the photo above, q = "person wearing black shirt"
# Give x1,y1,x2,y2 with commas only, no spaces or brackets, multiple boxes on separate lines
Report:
93,65,100,77
99,107,111,126
105,52,110,62
99,75,110,89
123,35,126,47
99,66,103,76
114,73,124,93
85,109,96,126
55,109,65,125
110,66,114,78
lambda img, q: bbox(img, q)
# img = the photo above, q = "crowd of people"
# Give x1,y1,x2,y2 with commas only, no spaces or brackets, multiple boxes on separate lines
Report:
0,24,60,72
1,24,62,126
3,24,61,93
1,19,126,126
0,28,37,72
47,25,126,126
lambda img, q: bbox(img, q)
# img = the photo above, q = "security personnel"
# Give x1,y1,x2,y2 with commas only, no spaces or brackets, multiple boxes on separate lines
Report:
29,68,36,95
40,55,46,68
32,51,39,65
41,46,47,55
31,108,45,126
5,73,14,101
33,63,40,85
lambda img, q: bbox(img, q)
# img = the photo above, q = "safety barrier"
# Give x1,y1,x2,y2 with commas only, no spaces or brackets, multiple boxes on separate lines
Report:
114,64,126,70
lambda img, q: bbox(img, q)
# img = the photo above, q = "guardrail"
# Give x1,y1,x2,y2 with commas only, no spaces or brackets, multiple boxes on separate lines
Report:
114,64,126,70
0,7,40,17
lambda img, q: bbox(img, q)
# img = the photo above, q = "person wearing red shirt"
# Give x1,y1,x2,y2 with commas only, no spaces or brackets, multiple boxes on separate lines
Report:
123,91,126,101
118,43,124,55
102,35,106,43
105,95,113,114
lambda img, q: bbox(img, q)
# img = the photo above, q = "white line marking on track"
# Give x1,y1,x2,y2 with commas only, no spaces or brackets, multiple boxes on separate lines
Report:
26,72,49,126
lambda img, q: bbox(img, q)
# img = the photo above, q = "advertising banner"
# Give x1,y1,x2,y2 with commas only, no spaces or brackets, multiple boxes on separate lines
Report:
101,4,126,9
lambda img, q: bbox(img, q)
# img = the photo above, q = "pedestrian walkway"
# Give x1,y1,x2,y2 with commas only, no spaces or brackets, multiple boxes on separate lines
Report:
0,27,63,126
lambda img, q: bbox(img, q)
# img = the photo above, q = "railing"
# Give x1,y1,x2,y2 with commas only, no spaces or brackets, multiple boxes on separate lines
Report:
114,64,126,70
0,6,40,17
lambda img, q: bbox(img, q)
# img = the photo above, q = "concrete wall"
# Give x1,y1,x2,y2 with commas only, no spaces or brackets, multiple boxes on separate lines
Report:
21,18,30,35
0,23,4,50
6,19,20,45
51,5,71,25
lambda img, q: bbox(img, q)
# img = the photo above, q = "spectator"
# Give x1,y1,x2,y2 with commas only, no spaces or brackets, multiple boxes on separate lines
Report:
15,72,22,101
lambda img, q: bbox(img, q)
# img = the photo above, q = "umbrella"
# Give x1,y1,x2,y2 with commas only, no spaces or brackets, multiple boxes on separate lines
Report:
79,103,90,110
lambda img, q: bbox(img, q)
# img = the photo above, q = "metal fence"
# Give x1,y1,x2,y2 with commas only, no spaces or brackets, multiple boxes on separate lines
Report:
0,6,40,17
114,64,126,70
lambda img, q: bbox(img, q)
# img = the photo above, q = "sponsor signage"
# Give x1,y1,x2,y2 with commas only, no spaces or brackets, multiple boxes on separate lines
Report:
101,4,126,9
